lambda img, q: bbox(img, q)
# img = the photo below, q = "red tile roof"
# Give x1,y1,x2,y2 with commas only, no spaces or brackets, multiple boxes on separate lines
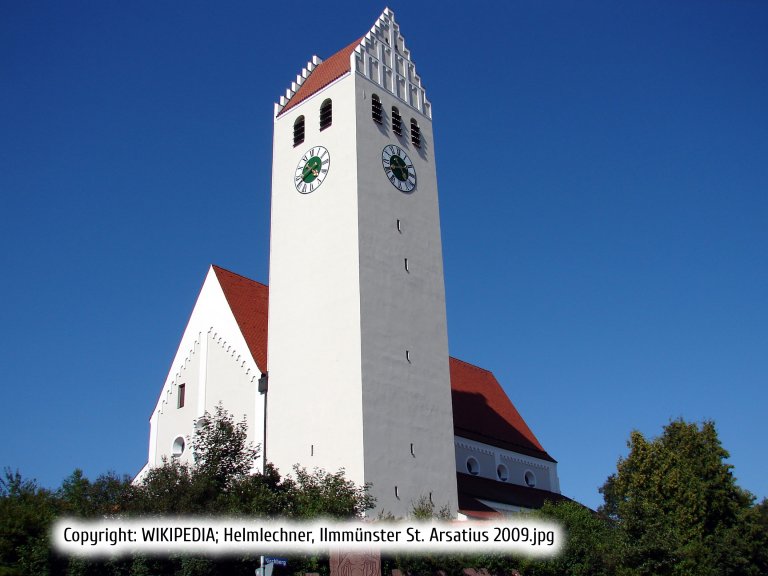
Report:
450,357,555,462
278,37,362,116
213,265,269,372
211,266,552,459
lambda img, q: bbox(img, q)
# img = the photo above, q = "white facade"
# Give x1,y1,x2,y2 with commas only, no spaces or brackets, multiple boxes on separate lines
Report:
267,10,457,517
137,267,265,482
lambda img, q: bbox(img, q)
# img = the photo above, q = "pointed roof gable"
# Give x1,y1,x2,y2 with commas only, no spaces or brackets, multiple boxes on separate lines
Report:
450,357,555,462
275,8,431,119
212,265,268,371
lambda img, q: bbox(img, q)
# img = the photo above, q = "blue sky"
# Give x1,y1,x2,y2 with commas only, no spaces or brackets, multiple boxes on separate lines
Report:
1,1,766,512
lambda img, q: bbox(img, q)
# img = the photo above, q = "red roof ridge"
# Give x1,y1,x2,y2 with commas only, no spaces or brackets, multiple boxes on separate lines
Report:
277,37,362,117
212,265,269,371
211,264,268,288
449,355,494,375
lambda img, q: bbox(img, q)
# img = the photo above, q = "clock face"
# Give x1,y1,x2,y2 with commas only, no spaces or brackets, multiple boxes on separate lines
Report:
382,144,416,192
295,146,330,194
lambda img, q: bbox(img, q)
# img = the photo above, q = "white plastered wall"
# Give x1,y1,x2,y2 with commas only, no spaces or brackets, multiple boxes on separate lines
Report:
268,9,458,517
352,10,456,517
354,75,457,516
204,331,259,451
138,267,265,481
267,72,366,487
454,436,561,494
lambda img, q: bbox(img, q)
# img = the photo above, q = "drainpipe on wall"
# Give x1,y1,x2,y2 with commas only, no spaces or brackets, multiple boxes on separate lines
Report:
258,372,269,475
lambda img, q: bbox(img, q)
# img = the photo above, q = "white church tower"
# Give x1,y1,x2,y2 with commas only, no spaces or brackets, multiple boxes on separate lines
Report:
267,9,458,516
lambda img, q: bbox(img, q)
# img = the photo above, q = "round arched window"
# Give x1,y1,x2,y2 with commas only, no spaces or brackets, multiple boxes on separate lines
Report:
497,464,509,482
293,116,305,147
371,94,383,124
320,99,332,131
466,457,479,476
172,436,185,458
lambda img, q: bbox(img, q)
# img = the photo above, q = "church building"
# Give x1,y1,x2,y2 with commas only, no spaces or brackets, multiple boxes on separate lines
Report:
138,8,566,519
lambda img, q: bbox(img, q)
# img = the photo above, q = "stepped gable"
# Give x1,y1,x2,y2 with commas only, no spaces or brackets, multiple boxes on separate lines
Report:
450,357,555,462
352,7,431,117
212,265,268,371
276,7,431,118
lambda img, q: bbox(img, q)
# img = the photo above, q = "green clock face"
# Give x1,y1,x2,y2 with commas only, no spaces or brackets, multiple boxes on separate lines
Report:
295,146,330,193
382,144,416,192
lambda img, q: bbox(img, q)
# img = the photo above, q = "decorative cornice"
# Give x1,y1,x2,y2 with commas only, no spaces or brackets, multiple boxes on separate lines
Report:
455,436,557,471
274,56,322,117
207,329,258,383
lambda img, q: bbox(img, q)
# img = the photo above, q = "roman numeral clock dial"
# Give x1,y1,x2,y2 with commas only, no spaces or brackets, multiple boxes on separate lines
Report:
382,145,416,192
294,146,330,194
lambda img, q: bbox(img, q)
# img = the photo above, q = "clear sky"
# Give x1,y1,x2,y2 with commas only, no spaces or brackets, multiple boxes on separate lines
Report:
1,1,766,512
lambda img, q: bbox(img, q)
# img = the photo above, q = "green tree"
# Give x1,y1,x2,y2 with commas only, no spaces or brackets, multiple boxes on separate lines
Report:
131,404,259,515
219,462,295,517
130,458,200,514
283,466,374,519
516,500,621,576
59,469,133,517
599,419,766,576
191,404,258,491
0,469,61,576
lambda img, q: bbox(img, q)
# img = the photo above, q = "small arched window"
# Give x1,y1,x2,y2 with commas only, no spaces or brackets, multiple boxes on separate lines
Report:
293,116,305,147
392,106,402,136
371,94,383,124
172,436,185,458
410,118,421,148
320,99,332,131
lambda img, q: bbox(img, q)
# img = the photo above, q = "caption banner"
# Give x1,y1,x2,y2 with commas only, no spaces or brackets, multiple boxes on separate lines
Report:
53,518,563,557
